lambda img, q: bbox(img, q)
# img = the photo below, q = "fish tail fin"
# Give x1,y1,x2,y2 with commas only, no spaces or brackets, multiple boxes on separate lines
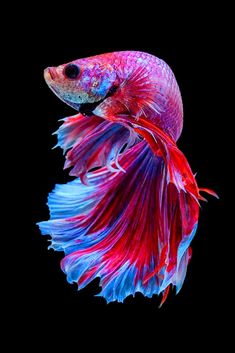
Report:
37,114,214,304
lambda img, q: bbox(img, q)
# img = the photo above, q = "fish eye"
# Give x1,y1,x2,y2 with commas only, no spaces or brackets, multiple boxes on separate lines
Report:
64,64,80,79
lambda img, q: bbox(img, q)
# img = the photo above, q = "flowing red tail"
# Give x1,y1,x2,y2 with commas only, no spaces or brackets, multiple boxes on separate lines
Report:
38,113,216,303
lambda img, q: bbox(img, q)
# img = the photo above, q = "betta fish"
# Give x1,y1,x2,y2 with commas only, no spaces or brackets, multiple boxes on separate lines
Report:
37,51,217,306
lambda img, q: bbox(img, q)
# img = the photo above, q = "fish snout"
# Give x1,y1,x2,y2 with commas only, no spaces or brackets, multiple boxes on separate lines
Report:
44,67,58,82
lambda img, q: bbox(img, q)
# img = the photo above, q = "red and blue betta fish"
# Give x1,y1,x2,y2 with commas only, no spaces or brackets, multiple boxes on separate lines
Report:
38,51,217,305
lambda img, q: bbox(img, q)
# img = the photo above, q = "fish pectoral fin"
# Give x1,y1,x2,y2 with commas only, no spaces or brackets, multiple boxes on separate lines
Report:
93,66,166,120
93,97,129,119
118,66,167,117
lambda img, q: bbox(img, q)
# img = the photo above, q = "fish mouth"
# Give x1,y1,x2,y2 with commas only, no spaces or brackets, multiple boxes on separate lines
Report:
44,67,58,82
48,68,56,80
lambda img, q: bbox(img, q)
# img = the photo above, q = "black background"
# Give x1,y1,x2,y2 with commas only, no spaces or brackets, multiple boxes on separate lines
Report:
12,5,230,344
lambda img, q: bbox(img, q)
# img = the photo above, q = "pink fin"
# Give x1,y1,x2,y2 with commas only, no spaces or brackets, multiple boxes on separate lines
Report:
143,245,168,284
93,66,166,120
38,112,215,303
199,188,219,199
55,114,103,153
56,114,138,181
65,121,137,178
159,285,171,308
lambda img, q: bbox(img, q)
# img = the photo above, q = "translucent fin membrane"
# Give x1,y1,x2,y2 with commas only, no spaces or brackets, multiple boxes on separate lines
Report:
55,113,139,184
38,111,204,303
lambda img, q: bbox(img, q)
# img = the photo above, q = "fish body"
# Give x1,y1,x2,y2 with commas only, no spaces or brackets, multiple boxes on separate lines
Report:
45,51,183,140
38,51,216,305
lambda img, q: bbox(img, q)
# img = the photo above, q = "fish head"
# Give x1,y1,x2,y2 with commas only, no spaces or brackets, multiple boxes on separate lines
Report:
44,58,117,111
